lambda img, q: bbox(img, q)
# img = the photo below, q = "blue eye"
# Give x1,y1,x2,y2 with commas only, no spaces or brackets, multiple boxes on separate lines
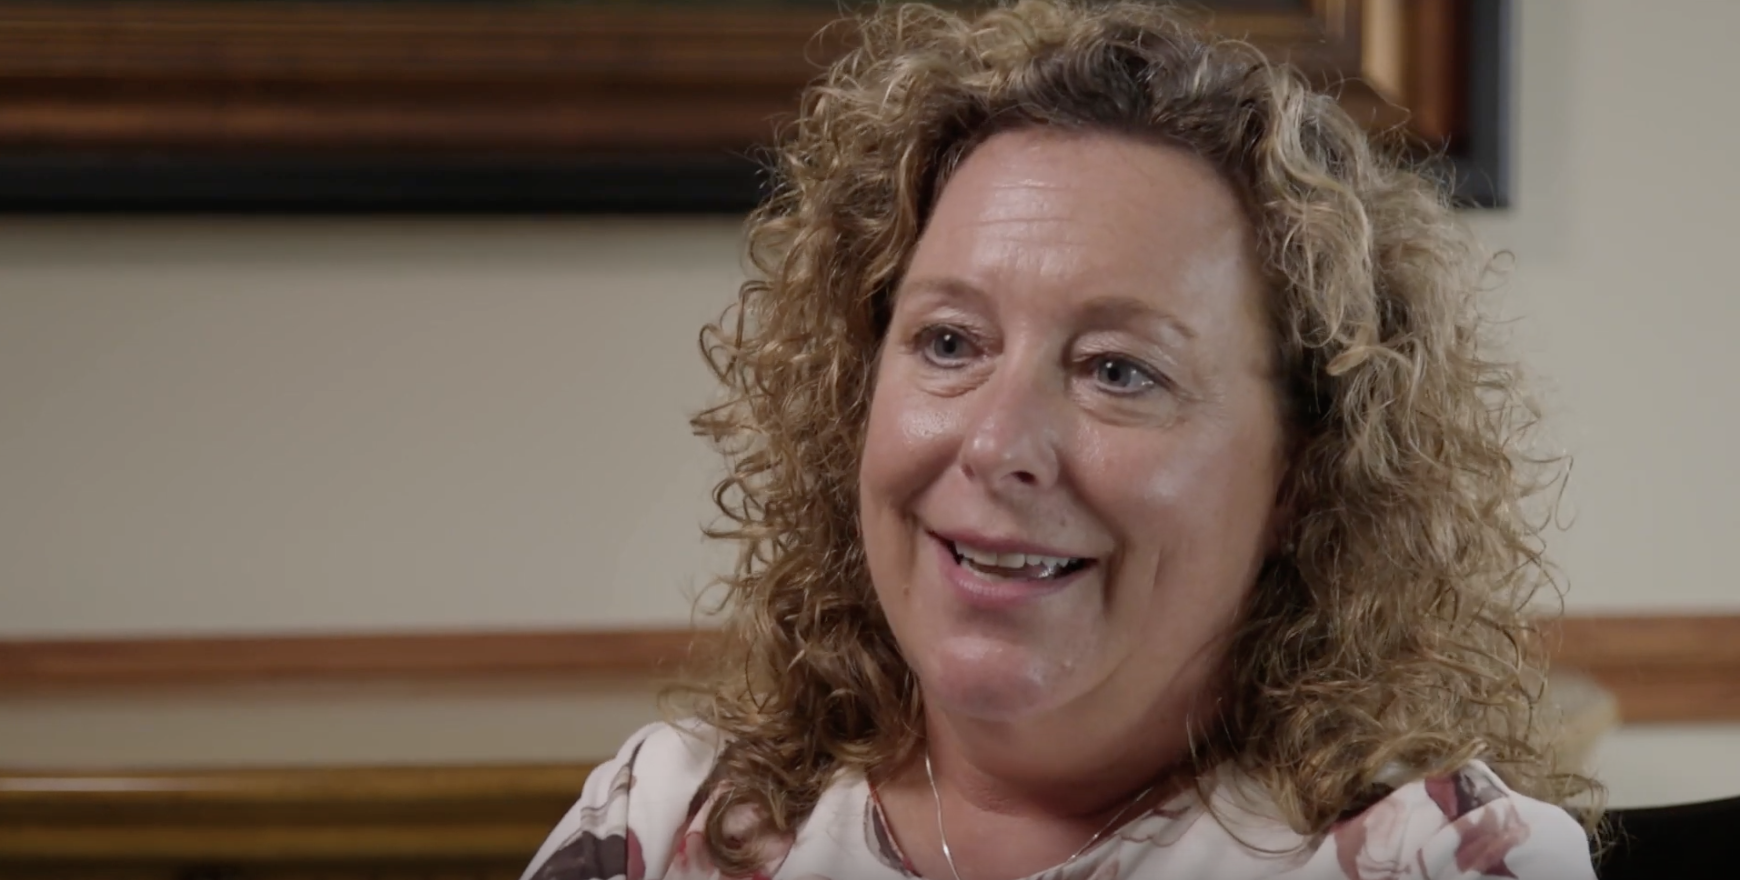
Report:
919,327,977,365
1092,356,1157,393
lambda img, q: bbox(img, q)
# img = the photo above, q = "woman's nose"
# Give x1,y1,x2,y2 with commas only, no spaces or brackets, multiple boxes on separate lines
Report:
957,363,1063,494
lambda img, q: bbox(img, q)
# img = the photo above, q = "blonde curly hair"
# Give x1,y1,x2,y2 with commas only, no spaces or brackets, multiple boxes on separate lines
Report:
679,0,1598,870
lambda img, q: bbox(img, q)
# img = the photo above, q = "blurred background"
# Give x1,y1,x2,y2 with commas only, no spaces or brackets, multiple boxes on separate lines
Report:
0,0,1736,875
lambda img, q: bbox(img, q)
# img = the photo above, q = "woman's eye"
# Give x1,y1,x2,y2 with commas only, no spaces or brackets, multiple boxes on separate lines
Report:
1092,356,1158,393
919,327,977,365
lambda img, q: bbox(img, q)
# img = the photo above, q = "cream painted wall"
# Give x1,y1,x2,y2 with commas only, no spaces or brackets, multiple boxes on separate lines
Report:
1474,0,1740,807
1465,0,1740,612
0,218,739,637
2,0,1738,807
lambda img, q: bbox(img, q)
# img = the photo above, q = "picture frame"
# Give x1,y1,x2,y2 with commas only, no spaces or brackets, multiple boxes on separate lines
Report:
0,1,1509,213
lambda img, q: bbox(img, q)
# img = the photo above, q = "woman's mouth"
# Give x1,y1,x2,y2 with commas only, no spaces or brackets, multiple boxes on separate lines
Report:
946,539,1093,581
928,532,1098,610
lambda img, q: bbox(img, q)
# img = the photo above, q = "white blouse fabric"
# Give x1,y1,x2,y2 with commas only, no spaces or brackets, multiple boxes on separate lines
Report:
522,722,1596,880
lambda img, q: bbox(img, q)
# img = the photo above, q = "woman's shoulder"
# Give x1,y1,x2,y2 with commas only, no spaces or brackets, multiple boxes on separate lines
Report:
1305,760,1594,879
519,720,726,880
1165,760,1593,879
615,718,726,787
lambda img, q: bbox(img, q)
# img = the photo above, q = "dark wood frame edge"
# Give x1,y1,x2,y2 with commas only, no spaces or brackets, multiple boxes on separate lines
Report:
0,0,1509,212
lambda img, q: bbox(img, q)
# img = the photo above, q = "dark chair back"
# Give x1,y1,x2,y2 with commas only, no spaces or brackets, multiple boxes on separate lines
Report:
1596,795,1740,879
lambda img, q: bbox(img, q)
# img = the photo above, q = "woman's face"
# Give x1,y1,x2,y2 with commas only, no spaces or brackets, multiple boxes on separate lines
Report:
859,129,1287,728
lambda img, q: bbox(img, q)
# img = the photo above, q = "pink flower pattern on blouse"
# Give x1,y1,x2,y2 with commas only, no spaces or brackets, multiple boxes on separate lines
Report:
522,724,1595,880
1332,792,1414,880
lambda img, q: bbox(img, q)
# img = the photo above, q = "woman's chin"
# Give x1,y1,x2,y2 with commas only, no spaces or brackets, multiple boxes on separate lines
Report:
918,634,1085,723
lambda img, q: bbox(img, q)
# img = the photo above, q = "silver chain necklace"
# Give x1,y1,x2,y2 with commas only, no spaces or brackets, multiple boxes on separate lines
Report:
924,750,1157,880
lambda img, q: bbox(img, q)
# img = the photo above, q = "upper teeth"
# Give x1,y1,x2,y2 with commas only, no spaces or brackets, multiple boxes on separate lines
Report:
953,542,1078,570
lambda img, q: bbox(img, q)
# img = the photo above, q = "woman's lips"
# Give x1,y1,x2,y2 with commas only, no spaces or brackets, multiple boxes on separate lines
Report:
930,532,1094,610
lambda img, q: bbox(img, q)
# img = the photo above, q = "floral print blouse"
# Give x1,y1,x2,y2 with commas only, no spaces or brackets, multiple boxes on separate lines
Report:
521,722,1595,880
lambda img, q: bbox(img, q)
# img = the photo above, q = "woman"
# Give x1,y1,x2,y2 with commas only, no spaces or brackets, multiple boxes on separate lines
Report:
525,2,1599,878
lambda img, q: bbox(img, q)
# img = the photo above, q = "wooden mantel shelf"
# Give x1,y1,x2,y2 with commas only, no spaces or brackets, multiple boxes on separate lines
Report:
2,614,1737,724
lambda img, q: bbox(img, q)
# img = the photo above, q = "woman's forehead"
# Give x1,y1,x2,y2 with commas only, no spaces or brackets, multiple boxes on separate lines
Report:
902,129,1265,336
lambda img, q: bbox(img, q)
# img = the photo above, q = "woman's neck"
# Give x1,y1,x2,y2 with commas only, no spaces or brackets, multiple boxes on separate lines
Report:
923,697,1197,822
871,689,1214,880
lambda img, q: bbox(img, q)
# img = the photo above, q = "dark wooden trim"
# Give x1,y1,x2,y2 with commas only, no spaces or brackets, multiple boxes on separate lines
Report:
0,153,772,214
0,628,710,690
0,0,1505,211
1550,615,1740,670
3,614,1737,722
0,762,593,866
0,3,843,153
0,1,842,212
1545,615,1740,724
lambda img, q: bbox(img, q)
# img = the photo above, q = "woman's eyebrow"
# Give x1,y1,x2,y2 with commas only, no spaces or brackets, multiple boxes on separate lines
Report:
1076,296,1199,345
894,276,992,309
